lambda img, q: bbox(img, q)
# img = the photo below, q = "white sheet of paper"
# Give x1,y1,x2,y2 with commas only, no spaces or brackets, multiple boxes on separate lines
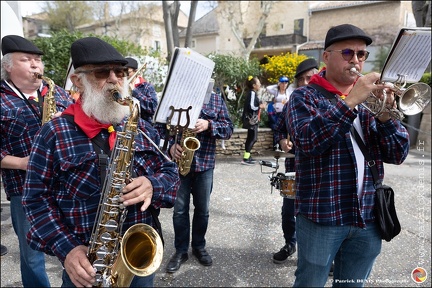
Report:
154,48,215,129
381,27,431,83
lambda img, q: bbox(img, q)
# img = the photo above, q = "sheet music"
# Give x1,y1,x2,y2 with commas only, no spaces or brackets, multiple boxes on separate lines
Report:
203,79,215,105
380,27,431,83
154,47,215,128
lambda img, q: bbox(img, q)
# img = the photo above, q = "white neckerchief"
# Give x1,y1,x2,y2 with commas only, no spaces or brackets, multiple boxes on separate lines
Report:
349,112,365,198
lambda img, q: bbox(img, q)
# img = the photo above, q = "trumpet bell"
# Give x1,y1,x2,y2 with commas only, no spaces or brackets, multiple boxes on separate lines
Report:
399,83,431,115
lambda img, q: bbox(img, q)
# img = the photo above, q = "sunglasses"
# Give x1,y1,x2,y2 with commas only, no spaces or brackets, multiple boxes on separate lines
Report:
327,49,370,62
76,66,128,79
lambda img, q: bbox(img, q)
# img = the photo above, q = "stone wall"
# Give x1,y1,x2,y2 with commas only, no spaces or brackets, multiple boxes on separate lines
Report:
215,128,274,156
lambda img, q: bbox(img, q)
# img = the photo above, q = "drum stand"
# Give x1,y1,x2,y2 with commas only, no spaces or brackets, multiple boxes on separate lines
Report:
259,151,284,195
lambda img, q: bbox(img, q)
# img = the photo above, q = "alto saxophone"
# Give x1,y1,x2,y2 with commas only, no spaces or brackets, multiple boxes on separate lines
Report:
87,90,163,287
176,129,200,176
33,72,56,125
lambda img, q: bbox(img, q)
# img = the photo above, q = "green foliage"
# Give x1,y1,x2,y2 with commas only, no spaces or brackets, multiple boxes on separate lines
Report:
208,53,262,126
373,46,390,72
261,53,308,85
32,30,151,87
420,72,431,86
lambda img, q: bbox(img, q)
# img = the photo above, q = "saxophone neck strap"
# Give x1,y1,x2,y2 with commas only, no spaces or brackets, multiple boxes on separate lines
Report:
62,114,111,183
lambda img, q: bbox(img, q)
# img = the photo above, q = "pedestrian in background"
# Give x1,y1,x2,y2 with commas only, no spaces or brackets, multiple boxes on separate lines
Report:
1,35,73,287
272,58,318,264
287,24,410,287
241,75,265,165
156,90,233,273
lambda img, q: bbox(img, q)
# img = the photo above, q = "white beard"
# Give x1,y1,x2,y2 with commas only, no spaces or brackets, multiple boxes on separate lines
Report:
80,76,130,124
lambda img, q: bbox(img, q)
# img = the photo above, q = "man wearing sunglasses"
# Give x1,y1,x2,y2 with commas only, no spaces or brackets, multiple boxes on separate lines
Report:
287,24,410,286
22,37,180,287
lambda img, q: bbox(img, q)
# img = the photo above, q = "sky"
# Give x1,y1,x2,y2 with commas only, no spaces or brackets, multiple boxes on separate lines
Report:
19,1,214,20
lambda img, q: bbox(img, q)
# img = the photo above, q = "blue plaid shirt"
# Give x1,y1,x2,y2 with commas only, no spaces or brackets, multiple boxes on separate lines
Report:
22,114,180,263
273,103,295,172
132,82,158,122
156,92,233,172
287,78,410,228
1,80,73,199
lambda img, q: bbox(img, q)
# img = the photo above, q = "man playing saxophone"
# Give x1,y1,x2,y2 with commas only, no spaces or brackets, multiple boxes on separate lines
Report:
22,37,180,287
155,90,233,273
1,35,73,287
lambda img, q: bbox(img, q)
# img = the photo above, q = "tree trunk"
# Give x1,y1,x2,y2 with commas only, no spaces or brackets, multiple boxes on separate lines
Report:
171,1,181,48
184,1,198,48
162,1,174,61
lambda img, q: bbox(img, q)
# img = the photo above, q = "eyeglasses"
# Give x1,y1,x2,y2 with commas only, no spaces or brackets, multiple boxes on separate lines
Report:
327,49,370,62
76,66,128,79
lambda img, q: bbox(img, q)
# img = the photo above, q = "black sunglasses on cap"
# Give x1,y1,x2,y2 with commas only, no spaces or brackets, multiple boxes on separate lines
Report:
76,66,128,79
327,49,370,62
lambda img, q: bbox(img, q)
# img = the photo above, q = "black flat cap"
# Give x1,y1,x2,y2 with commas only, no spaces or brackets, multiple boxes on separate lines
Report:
71,37,127,69
125,57,138,70
295,58,318,78
1,35,43,56
324,24,372,50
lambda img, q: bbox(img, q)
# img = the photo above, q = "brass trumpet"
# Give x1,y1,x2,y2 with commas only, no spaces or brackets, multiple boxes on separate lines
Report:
350,68,431,120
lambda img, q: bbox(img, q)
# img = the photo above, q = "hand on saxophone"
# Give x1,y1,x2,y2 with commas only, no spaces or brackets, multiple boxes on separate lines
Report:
120,176,154,211
64,245,96,287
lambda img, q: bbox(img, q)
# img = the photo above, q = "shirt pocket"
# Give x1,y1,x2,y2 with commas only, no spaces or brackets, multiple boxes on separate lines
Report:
58,152,100,200
1,109,28,137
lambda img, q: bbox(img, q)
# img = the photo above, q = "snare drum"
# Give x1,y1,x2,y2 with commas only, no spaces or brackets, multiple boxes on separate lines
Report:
280,172,295,199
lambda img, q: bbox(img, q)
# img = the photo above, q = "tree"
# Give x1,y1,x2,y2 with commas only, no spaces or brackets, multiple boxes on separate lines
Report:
32,30,148,87
162,0,198,62
412,1,431,27
43,1,94,32
209,53,262,126
217,1,274,60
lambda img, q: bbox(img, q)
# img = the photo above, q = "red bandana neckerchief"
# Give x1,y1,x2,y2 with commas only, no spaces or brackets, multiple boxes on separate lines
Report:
62,99,116,150
309,67,348,100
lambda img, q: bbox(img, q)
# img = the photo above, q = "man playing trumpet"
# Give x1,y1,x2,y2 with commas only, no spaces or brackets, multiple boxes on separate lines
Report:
287,24,410,287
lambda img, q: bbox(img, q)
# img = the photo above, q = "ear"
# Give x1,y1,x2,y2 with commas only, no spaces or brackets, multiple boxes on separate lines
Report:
70,74,83,90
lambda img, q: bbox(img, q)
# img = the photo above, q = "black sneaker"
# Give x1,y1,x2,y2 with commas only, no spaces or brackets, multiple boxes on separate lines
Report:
273,244,296,264
241,158,255,165
248,157,257,164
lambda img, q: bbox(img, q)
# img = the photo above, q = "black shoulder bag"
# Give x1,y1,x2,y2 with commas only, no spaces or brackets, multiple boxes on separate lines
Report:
309,83,401,242
350,127,401,242
62,115,165,245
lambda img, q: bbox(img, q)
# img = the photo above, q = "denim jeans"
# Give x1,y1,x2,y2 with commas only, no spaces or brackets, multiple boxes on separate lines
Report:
173,169,214,253
281,197,296,247
61,270,154,287
10,196,50,287
293,214,382,287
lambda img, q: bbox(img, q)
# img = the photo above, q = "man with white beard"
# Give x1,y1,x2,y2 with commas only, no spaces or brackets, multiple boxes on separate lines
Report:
22,37,180,287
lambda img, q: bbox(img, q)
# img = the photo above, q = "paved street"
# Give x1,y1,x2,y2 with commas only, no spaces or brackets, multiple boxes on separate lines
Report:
1,148,431,287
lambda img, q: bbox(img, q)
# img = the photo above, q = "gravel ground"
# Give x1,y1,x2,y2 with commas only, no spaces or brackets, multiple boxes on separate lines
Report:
1,148,430,287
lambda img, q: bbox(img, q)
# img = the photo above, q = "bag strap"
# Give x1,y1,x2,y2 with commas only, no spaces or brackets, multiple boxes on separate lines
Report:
308,83,338,105
307,84,381,187
350,127,381,187
62,114,110,183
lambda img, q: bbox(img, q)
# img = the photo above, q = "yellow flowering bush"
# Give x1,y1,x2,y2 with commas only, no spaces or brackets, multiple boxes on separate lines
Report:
261,53,309,85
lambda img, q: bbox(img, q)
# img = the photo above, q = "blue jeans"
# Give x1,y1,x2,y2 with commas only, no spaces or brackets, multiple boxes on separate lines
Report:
61,270,154,287
10,196,50,287
293,214,382,287
281,197,296,247
173,169,214,253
